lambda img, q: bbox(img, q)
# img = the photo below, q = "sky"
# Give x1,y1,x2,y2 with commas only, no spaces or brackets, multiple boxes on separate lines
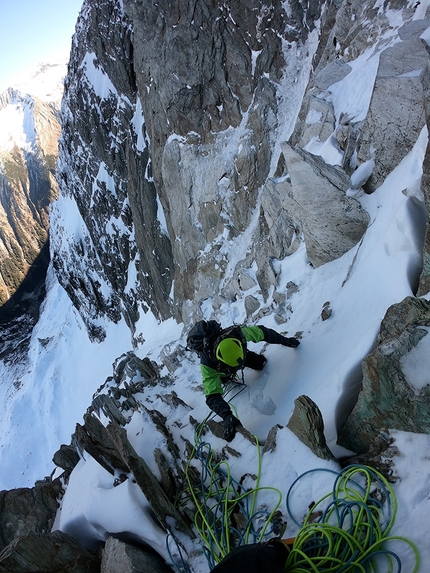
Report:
0,0,83,91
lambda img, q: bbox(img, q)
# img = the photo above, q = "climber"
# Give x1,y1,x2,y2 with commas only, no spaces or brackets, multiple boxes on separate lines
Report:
187,320,300,441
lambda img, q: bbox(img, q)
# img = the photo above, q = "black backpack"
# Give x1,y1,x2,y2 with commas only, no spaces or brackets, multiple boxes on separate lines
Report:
187,321,247,369
186,320,223,355
210,540,289,572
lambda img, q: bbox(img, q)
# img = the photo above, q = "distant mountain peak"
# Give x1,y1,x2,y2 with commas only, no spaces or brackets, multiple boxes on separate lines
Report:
3,60,67,105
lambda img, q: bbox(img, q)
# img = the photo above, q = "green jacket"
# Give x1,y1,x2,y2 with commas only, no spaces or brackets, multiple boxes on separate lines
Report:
200,325,265,396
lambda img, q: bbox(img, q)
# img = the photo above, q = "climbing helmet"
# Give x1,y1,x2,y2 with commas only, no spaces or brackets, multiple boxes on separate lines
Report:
215,337,245,367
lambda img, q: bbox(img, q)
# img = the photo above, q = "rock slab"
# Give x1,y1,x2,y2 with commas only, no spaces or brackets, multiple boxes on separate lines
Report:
338,296,430,454
101,536,173,573
0,530,99,573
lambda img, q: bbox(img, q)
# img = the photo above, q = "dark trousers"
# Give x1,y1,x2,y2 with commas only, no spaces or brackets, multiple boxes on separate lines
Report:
245,350,267,371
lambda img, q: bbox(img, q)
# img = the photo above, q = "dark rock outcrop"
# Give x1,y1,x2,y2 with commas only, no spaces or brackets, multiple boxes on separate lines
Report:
338,296,430,454
341,432,400,481
0,478,63,552
75,413,130,475
0,456,100,572
287,395,336,461
52,444,81,472
0,530,100,573
54,0,172,340
106,422,195,540
0,464,93,571
101,536,173,573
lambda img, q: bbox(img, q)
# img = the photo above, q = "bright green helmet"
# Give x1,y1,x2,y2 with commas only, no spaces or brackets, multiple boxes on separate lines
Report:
215,337,245,367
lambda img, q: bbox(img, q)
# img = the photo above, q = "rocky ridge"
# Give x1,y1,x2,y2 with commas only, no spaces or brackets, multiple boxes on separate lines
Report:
2,300,427,572
0,350,336,572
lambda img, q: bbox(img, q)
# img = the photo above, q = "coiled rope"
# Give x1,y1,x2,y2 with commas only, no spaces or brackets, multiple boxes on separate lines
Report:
284,465,420,572
177,376,282,570
183,423,282,569
170,379,420,573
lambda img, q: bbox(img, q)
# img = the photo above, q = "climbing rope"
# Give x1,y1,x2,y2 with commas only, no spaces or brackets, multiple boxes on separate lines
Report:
284,465,420,572
222,372,247,403
165,532,192,573
171,379,420,573
179,411,282,570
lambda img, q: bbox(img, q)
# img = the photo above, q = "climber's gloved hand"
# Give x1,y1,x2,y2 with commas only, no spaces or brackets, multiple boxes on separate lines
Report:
282,336,300,348
223,414,242,442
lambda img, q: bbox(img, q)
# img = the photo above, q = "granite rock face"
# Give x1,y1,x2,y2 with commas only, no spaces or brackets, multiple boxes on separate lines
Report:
0,531,99,573
355,23,429,193
51,0,430,341
338,296,430,454
0,479,63,551
263,143,370,268
53,0,335,337
0,481,101,572
291,4,430,193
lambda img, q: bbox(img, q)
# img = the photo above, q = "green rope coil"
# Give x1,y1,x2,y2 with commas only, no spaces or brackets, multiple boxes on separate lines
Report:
284,465,420,572
181,414,283,570
177,379,420,573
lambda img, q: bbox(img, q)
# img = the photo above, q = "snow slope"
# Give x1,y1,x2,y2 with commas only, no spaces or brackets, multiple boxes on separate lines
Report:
50,123,430,569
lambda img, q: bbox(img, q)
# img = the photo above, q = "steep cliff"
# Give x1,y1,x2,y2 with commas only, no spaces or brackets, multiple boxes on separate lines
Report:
54,0,430,347
53,0,332,340
0,79,61,305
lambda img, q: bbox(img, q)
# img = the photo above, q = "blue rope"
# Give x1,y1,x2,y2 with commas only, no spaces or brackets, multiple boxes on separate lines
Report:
165,533,192,573
181,419,282,569
284,464,419,572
